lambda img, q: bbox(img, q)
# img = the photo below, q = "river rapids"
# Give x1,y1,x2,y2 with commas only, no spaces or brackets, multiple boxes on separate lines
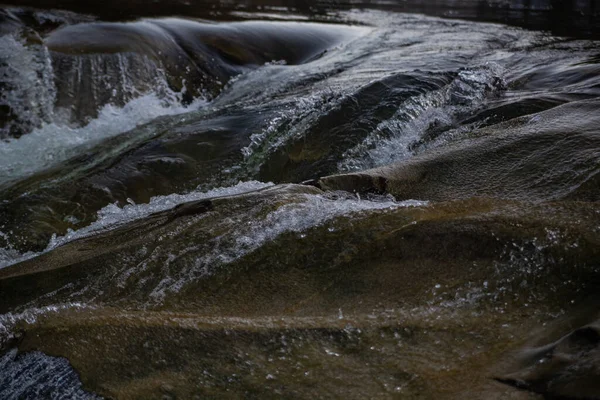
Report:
0,1,599,399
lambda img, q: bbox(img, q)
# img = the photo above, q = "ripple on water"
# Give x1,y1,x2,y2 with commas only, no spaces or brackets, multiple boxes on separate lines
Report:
0,349,100,400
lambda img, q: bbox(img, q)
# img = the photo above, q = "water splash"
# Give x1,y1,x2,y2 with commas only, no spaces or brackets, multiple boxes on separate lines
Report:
0,93,207,185
0,24,209,185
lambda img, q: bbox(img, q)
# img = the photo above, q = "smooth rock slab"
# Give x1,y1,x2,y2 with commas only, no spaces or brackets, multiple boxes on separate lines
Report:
319,99,600,203
0,184,598,398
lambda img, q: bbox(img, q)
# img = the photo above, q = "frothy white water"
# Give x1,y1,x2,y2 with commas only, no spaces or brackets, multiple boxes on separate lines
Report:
0,93,206,185
240,90,341,162
229,194,428,264
0,246,39,273
0,28,209,185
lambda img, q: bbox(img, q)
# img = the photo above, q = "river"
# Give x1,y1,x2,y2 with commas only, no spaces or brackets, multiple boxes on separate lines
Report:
0,1,599,399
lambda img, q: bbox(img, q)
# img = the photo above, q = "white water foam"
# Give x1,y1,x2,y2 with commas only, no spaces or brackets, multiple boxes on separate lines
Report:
228,194,428,264
0,93,207,185
0,245,39,273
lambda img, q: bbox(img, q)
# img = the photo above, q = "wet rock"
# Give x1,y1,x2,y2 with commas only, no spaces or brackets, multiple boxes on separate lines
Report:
0,184,598,398
254,72,454,183
11,308,536,400
453,96,569,132
319,99,600,202
0,109,268,252
1,185,598,313
0,7,598,399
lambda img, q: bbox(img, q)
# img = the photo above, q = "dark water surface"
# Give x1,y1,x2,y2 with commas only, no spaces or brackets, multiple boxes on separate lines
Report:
3,0,600,37
0,1,599,399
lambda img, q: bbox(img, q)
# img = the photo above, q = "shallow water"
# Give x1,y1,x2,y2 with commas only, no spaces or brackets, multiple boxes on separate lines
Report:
0,2,599,399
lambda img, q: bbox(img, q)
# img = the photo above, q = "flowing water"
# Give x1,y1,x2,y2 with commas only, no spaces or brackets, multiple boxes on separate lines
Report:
0,1,599,399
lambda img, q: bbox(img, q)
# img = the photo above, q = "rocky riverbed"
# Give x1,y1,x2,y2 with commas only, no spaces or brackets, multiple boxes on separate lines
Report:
0,1,599,399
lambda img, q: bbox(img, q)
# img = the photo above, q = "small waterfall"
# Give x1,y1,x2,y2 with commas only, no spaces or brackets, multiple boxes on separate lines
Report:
0,34,55,139
50,51,179,126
